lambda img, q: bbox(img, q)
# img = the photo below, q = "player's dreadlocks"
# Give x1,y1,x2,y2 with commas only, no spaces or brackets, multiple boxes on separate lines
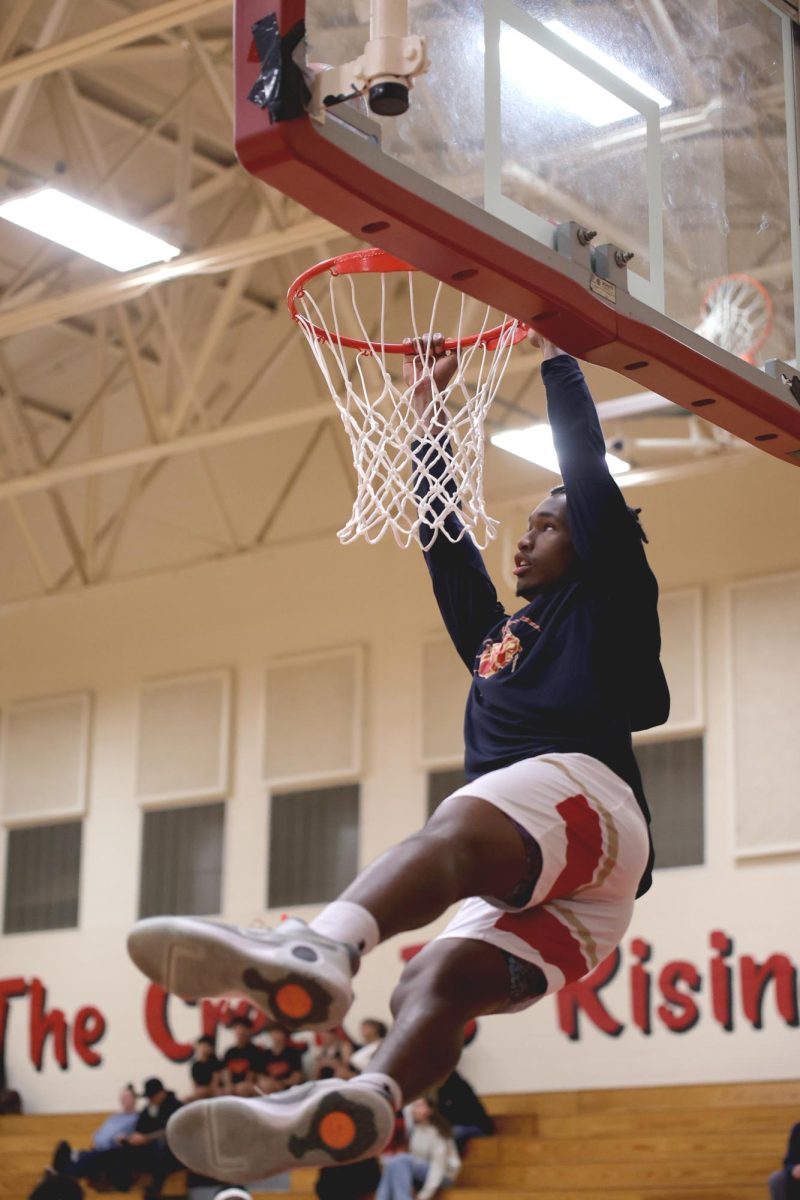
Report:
549,484,649,544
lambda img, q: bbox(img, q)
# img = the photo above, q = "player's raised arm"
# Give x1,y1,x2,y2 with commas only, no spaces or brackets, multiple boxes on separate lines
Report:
407,335,507,669
530,331,646,575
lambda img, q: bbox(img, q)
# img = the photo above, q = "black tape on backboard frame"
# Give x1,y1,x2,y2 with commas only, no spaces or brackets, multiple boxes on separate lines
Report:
247,13,310,122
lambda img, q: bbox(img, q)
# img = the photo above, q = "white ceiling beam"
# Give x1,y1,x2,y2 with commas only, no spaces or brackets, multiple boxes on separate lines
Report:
8,495,55,591
45,312,161,467
0,348,89,582
184,26,233,120
167,209,272,437
93,462,150,583
0,0,38,63
0,0,73,157
0,217,342,339
75,88,227,177
253,419,331,545
83,38,228,67
147,166,239,224
50,333,312,589
0,403,334,502
0,0,228,95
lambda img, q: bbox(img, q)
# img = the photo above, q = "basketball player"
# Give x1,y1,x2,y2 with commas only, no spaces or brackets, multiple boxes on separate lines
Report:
127,332,669,1184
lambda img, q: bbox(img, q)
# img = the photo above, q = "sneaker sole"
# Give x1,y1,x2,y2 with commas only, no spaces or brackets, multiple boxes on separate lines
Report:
127,917,352,1030
166,1089,392,1183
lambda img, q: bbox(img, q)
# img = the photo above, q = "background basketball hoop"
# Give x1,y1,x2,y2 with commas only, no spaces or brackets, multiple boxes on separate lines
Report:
695,274,774,364
288,249,525,549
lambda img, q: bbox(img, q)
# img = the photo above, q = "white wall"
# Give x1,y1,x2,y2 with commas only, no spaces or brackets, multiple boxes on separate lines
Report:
1,450,799,1113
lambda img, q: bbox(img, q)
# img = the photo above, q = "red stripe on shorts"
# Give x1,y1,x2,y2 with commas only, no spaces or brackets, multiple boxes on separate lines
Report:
494,905,588,982
541,793,604,902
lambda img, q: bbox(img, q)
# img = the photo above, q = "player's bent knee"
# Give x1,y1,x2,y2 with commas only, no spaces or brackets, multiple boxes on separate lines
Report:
392,939,511,1018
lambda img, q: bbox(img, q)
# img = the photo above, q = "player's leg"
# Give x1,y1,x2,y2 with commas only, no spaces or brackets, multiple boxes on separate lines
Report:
164,938,518,1184
369,937,543,1101
127,793,534,1029
162,756,645,1184
335,793,536,939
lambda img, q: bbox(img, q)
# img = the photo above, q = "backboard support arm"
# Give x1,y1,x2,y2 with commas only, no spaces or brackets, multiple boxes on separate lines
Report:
310,0,428,119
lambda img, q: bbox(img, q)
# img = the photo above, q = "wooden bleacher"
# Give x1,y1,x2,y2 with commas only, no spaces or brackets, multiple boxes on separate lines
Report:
1,1079,795,1200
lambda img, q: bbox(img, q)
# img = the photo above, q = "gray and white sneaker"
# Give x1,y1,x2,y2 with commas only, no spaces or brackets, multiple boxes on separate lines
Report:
126,916,357,1030
166,1078,395,1184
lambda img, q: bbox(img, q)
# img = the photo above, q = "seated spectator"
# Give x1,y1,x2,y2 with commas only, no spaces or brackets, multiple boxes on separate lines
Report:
0,1084,22,1114
435,1069,494,1154
55,1078,181,1198
377,1096,460,1200
188,1034,224,1100
348,1020,388,1074
118,1077,182,1198
27,1171,83,1200
221,1017,261,1096
256,1025,305,1094
316,1158,381,1200
770,1121,800,1200
51,1084,138,1184
306,1028,356,1080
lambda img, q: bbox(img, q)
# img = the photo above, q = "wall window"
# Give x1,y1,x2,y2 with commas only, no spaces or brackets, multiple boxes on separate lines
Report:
3,821,82,934
268,785,359,908
637,736,704,868
139,802,225,918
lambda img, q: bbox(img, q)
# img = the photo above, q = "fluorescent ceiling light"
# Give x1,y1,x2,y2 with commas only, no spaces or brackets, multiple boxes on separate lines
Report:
500,21,671,128
491,424,630,476
0,188,181,272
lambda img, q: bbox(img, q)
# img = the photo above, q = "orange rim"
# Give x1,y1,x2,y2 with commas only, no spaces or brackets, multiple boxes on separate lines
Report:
287,248,527,355
699,272,774,361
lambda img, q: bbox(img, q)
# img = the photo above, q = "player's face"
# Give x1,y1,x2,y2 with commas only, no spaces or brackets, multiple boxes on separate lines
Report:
514,494,575,599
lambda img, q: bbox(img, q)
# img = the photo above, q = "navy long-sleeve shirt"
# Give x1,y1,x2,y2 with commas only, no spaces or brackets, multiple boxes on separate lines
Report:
417,354,670,896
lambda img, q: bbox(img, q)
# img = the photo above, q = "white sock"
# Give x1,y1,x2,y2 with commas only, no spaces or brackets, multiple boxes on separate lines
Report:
355,1071,403,1111
310,900,380,956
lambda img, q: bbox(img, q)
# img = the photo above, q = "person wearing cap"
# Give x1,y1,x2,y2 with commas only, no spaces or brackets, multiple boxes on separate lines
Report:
117,1078,182,1197
49,1080,181,1195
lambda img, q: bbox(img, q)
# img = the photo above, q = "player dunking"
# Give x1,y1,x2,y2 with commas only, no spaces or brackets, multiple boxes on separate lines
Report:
127,333,669,1183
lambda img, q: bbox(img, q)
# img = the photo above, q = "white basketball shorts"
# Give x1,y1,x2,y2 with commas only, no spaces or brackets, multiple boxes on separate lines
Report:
434,752,650,1012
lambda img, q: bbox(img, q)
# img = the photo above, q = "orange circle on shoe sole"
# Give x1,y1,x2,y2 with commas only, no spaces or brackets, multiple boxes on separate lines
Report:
319,1111,357,1151
274,983,313,1019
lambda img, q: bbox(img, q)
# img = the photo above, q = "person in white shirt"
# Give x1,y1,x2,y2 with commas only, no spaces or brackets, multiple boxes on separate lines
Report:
349,1020,388,1075
377,1096,460,1200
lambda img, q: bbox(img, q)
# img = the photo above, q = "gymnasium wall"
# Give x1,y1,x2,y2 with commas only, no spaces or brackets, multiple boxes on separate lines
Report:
0,449,798,1114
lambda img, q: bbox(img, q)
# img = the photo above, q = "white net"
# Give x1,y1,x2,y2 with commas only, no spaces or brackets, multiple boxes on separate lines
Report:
695,274,773,362
292,260,521,548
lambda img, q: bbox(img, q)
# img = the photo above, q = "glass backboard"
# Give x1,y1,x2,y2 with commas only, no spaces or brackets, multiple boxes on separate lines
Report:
235,0,800,465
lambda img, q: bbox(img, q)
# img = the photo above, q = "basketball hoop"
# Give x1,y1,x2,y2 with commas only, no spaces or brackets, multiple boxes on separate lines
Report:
695,274,774,364
288,249,525,549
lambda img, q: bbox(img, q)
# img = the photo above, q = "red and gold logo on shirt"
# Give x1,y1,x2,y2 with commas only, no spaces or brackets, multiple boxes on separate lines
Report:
477,616,541,678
